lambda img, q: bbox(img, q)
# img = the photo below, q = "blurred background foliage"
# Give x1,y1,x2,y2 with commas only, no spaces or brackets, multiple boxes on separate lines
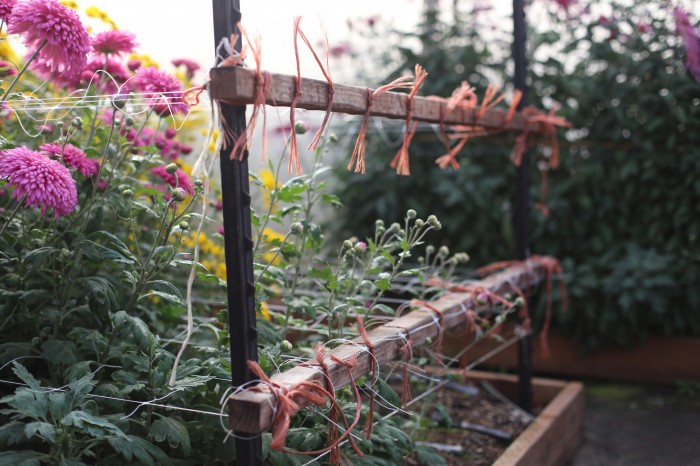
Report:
329,0,700,351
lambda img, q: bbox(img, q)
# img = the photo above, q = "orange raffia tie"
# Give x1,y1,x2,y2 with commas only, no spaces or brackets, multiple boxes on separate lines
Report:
390,64,428,176
288,17,305,175
229,23,269,161
399,330,414,405
347,75,414,174
434,81,477,170
182,84,207,107
502,89,523,129
293,17,335,152
531,255,568,358
220,32,248,67
355,314,378,438
247,360,362,459
474,83,506,124
311,345,363,464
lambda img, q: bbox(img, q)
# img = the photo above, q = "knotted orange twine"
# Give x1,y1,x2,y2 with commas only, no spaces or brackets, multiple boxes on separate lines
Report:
246,360,363,463
348,76,414,173
292,17,335,153
355,314,378,438
228,23,270,162
389,64,428,176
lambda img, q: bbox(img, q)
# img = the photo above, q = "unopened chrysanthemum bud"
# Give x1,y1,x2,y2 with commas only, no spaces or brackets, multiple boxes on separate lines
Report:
354,241,367,253
375,219,384,228
294,120,308,135
281,340,293,351
439,246,450,257
290,222,304,235
415,219,425,228
122,189,134,199
56,121,64,129
456,252,470,263
194,179,204,188
427,215,441,230
426,245,435,254
514,296,526,308
172,187,187,202
179,221,189,231
71,117,83,130
406,209,417,219
377,272,391,280
165,163,178,174
124,116,135,127
389,222,400,232
329,133,338,143
112,94,128,110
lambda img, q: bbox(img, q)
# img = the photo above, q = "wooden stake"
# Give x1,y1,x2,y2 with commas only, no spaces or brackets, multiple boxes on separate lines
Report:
228,258,548,434
209,67,548,133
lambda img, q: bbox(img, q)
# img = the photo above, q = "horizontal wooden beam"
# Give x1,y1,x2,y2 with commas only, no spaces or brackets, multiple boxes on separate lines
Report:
228,258,549,434
209,67,546,133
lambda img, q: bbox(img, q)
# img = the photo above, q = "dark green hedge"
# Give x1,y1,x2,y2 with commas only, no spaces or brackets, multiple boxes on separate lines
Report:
330,1,700,350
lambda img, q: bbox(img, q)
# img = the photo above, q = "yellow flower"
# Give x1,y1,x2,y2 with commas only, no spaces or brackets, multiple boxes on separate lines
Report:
129,53,159,69
258,301,272,321
215,262,227,280
257,168,280,210
0,33,19,64
60,0,79,9
85,6,118,29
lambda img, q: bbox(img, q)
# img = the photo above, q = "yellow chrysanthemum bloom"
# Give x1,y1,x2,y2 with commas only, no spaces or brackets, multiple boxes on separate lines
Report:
257,168,280,210
260,227,286,265
60,0,79,9
129,53,159,69
0,33,19,64
85,6,118,29
215,262,227,281
258,301,272,321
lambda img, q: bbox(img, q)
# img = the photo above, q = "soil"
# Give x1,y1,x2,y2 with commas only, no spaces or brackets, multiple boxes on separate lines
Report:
401,380,537,465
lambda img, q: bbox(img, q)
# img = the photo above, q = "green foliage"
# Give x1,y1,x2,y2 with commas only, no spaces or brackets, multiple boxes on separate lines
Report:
331,0,700,350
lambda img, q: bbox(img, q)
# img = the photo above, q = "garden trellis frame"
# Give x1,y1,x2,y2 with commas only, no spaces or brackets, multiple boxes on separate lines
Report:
211,0,538,463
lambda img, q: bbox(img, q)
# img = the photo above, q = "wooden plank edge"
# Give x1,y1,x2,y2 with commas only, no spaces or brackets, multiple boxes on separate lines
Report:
209,66,550,133
228,259,548,433
493,381,585,466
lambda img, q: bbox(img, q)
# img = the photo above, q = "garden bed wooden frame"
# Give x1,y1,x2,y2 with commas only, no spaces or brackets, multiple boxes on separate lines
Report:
433,369,585,466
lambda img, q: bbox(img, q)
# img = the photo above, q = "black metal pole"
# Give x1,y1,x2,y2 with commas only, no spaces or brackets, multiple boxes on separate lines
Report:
512,0,533,412
212,1,263,464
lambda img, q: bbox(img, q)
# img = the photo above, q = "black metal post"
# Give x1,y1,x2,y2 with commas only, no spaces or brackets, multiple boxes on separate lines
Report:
212,1,263,464
513,0,533,412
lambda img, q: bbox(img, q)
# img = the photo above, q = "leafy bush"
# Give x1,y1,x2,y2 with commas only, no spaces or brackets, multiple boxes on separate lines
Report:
330,0,700,350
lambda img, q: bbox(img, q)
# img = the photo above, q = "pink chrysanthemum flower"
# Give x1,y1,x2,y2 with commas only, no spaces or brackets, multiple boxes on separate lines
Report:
674,6,700,81
40,142,99,177
150,164,194,194
0,59,17,77
7,0,91,79
0,146,78,218
171,58,200,79
92,29,137,56
79,55,130,94
0,0,16,23
134,66,188,117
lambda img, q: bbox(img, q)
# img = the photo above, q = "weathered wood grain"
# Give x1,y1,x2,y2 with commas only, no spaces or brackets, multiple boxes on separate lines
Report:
209,67,546,133
228,259,548,433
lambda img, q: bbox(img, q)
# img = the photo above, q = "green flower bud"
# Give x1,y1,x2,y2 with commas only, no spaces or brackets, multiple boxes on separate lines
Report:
389,222,400,232
125,116,135,127
439,246,450,257
71,117,83,130
165,163,179,174
342,240,354,250
179,221,190,231
329,133,338,143
294,121,308,135
427,215,441,230
56,121,64,129
290,222,304,235
375,219,384,229
112,94,128,110
406,209,417,219
426,245,435,254
122,189,134,199
281,340,293,351
353,241,368,253
415,219,425,228
194,179,204,188
172,187,187,202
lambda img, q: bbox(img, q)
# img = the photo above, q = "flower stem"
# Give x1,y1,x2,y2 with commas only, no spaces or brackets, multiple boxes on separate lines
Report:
1,40,47,101
0,197,24,236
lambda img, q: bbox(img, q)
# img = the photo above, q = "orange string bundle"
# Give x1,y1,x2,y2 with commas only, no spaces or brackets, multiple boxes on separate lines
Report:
347,76,414,174
530,255,568,358
247,360,363,462
389,64,428,176
434,82,477,169
228,23,270,161
411,299,446,359
288,17,305,174
291,17,335,152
